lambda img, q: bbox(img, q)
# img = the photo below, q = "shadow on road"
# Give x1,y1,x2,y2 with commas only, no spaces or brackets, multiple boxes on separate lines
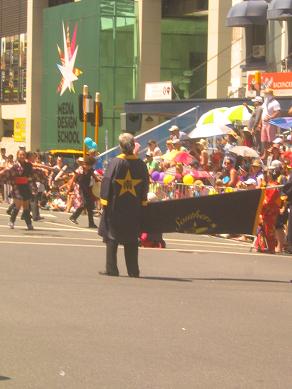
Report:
190,277,292,284
140,276,192,283
0,376,11,381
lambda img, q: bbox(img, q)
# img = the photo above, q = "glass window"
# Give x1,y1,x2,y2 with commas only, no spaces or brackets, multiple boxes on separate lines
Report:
245,25,267,65
288,19,292,62
161,18,208,99
0,33,27,103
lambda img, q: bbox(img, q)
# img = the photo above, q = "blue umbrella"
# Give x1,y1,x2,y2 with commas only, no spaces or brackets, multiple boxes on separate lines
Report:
269,117,292,130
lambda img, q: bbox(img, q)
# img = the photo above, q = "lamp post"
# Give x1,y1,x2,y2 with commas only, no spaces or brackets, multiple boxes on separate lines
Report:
95,92,101,145
82,85,88,158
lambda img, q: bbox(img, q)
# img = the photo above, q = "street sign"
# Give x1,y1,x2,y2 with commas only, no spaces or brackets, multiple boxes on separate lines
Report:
145,81,172,101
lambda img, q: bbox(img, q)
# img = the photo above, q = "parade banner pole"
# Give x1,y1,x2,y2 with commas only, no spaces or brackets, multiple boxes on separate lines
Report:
95,92,100,145
83,85,88,158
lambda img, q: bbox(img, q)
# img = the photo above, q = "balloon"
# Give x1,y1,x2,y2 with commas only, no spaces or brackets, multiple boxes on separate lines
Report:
158,172,165,182
183,174,194,185
84,137,93,146
208,188,218,195
151,171,160,182
91,142,97,150
163,174,174,184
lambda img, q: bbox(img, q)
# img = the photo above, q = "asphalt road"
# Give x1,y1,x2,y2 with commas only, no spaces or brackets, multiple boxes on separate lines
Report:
0,205,292,389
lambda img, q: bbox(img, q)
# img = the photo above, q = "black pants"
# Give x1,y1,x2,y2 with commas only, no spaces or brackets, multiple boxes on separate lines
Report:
287,205,292,247
106,240,139,277
30,194,40,221
72,203,95,226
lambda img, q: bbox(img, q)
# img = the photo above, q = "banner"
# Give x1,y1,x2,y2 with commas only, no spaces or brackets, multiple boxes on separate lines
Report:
14,118,26,142
247,72,292,97
142,189,264,236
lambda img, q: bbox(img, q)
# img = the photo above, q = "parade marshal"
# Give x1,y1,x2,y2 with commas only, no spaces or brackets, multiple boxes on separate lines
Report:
98,133,149,277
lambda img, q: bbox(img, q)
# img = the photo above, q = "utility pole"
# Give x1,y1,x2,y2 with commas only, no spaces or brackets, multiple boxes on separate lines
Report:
83,85,88,158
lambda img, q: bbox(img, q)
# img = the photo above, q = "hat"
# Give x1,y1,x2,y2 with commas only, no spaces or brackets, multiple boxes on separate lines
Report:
268,159,282,170
197,139,208,148
251,96,263,103
287,135,291,141
194,180,204,187
244,178,257,186
228,130,239,139
169,125,179,132
145,152,152,157
172,138,181,145
147,192,158,202
264,88,274,95
273,137,283,144
252,159,262,167
77,157,84,162
243,127,251,133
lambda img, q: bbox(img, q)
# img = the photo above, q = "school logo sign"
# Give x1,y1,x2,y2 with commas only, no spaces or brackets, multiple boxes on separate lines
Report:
57,22,82,96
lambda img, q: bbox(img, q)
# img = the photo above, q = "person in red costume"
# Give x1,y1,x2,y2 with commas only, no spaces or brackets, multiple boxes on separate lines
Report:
256,168,281,253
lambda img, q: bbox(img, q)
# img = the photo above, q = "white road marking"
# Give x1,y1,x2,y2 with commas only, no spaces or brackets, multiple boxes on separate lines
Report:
0,239,286,258
0,224,97,233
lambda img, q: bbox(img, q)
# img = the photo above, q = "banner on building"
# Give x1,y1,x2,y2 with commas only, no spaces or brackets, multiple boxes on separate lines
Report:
142,189,264,236
248,72,292,97
145,81,172,101
14,118,26,142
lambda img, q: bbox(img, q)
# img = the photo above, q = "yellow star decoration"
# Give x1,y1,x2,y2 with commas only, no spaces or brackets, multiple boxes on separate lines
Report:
115,170,142,197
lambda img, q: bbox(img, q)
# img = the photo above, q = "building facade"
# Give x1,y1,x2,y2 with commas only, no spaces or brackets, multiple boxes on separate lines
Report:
0,0,290,153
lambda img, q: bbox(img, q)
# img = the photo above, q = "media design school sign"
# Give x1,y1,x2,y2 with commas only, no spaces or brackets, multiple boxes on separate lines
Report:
248,72,292,97
42,0,100,151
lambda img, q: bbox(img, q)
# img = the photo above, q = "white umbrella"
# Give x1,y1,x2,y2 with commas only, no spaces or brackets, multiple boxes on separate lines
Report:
229,146,259,158
223,105,252,123
196,107,231,127
188,123,231,139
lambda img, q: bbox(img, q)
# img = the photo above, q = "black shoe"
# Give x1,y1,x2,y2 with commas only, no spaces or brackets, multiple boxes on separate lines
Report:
27,224,34,231
33,216,44,221
129,273,140,278
88,224,97,228
69,217,78,225
98,271,119,277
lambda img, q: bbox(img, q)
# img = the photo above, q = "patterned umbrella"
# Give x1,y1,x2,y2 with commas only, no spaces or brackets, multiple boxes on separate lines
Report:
196,107,230,126
269,117,292,130
229,146,259,158
224,105,252,122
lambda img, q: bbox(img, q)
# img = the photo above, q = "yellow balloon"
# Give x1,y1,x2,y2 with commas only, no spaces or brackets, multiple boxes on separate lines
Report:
183,174,194,185
163,174,174,184
225,187,234,193
208,188,218,195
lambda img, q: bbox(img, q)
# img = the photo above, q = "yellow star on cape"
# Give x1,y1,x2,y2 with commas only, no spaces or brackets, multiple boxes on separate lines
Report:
116,170,142,197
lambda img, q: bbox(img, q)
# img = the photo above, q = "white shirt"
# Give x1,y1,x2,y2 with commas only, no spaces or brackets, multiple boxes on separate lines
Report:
262,97,281,121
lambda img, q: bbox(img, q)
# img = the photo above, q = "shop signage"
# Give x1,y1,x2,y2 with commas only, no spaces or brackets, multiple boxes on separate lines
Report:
247,72,292,96
14,118,26,142
145,81,172,101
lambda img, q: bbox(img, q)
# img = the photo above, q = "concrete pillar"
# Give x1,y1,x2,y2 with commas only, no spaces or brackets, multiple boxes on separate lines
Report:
138,0,161,100
206,0,233,98
26,0,48,151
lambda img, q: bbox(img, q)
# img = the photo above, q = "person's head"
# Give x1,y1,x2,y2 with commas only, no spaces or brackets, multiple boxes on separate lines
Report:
26,151,36,163
264,88,274,101
227,131,238,143
269,144,281,158
251,96,263,107
17,149,27,163
172,138,181,150
197,139,208,150
48,154,55,165
1,148,6,158
77,157,84,166
251,159,262,172
119,133,135,155
166,139,173,151
168,125,179,138
224,158,234,171
7,154,13,163
83,156,96,171
145,152,153,162
88,149,99,158
56,156,63,167
147,140,157,151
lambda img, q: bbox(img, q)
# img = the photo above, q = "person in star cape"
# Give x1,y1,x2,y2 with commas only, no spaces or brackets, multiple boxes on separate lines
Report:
98,133,149,277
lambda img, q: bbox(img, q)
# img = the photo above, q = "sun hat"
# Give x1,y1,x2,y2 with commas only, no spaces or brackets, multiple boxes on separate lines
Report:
272,137,283,144
169,125,179,132
244,178,257,186
252,159,262,167
197,139,208,148
251,96,263,103
268,160,282,170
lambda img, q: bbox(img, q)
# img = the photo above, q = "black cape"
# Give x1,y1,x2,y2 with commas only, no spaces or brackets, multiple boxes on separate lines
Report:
98,154,149,243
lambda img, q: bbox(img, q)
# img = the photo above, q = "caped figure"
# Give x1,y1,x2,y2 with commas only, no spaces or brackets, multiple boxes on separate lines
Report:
98,133,149,277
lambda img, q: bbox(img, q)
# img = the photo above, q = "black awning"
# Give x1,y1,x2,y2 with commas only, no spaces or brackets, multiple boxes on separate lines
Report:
226,0,268,27
267,0,292,20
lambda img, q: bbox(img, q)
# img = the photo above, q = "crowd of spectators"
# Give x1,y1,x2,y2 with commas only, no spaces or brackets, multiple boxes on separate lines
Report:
0,88,291,253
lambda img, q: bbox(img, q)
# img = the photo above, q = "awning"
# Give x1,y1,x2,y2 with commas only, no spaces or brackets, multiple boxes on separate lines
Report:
226,0,268,27
267,0,292,20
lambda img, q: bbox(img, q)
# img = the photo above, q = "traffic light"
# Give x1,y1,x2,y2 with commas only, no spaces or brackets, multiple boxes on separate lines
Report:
78,94,103,126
